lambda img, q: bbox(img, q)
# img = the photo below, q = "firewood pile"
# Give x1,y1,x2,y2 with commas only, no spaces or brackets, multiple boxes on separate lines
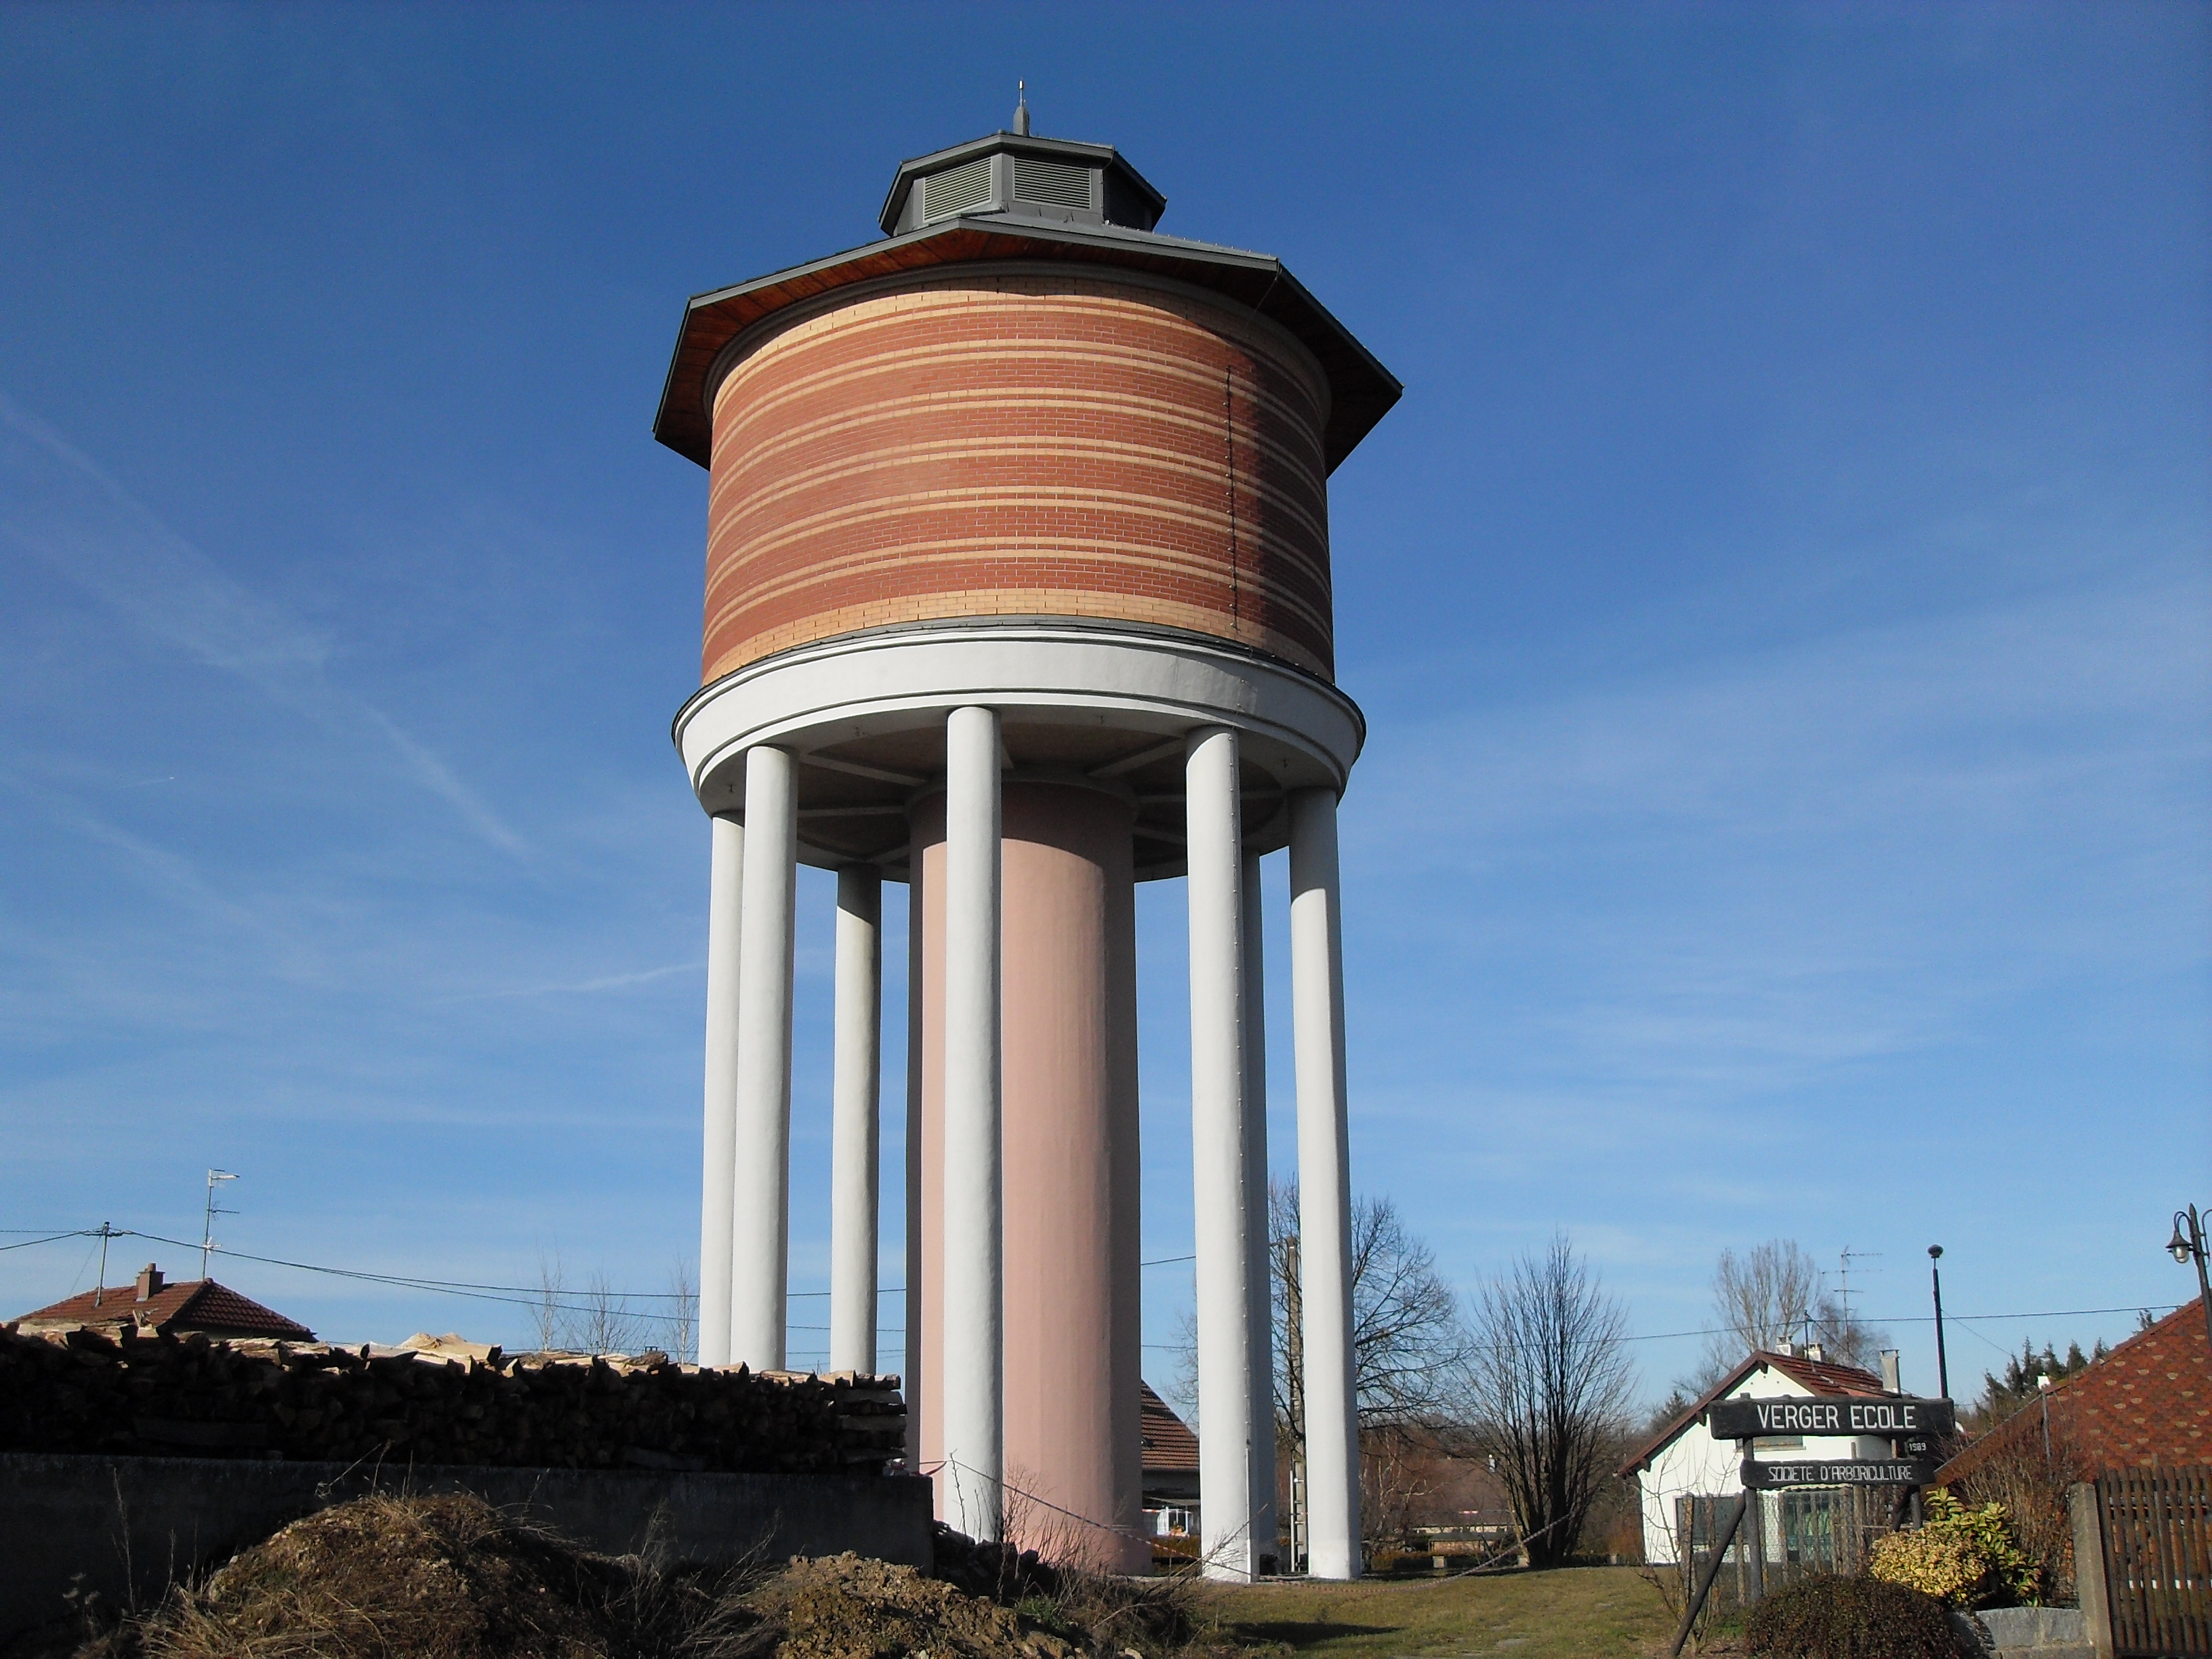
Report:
0,1323,905,1473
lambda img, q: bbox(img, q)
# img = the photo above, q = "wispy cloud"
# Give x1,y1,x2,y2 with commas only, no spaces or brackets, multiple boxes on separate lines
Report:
0,392,525,857
443,960,703,1003
1347,562,2210,1105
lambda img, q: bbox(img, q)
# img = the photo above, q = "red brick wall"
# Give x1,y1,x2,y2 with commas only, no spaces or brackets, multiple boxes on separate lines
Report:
1940,1298,2212,1480
701,272,1336,684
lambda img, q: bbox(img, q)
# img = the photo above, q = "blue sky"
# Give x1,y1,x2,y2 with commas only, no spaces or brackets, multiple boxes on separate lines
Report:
1,3,2205,1409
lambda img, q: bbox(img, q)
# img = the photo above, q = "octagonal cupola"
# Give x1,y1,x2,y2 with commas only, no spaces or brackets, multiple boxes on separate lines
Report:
878,99,1167,236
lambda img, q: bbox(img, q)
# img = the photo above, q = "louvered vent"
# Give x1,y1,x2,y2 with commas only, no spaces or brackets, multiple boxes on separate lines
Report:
1013,157,1090,209
922,158,994,221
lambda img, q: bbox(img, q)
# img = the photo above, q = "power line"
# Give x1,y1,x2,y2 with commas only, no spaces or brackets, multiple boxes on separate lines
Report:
3,1228,1194,1300
0,1229,2181,1347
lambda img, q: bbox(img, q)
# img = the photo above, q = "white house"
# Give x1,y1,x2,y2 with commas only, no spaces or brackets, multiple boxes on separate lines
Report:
1620,1347,1902,1570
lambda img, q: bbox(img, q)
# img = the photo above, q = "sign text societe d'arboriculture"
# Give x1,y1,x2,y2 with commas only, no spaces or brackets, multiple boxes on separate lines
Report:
1705,1395,1955,1441
1740,1458,1941,1490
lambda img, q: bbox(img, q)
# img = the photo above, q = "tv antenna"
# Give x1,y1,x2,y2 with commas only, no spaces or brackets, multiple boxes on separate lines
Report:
201,1169,239,1277
1837,1245,1881,1326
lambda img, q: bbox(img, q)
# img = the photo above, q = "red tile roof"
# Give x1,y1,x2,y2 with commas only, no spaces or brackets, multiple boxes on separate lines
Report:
1141,1381,1200,1474
16,1277,314,1341
1938,1298,2211,1483
1620,1349,1889,1476
1762,1351,1893,1399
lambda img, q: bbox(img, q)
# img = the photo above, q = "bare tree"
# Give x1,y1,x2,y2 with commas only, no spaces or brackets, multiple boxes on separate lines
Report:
532,1249,567,1351
1694,1239,1889,1385
1360,1422,1443,1549
1269,1181,1466,1460
1458,1233,1635,1569
1266,1182,1470,1561
665,1258,699,1364
571,1271,642,1356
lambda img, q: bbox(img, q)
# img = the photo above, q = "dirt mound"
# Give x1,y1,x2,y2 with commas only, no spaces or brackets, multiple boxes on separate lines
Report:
81,1494,730,1659
58,1496,1241,1659
745,1553,1057,1659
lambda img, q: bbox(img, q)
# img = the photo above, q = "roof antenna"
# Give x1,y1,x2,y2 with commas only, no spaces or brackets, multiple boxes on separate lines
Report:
1013,80,1030,136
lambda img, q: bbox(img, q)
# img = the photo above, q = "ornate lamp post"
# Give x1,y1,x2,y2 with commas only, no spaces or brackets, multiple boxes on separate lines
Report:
2167,1204,2212,1357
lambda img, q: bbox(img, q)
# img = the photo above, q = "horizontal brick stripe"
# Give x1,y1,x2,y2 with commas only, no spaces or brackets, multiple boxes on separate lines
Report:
716,340,1326,470
710,401,1327,539
705,534,1332,644
709,382,1326,523
710,436,1330,556
714,283,1330,426
707,486,1328,613
705,512,1334,645
703,535,1335,668
703,273,1336,680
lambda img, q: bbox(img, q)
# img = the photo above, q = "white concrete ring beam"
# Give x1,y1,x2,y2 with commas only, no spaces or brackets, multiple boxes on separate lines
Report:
672,621,1365,877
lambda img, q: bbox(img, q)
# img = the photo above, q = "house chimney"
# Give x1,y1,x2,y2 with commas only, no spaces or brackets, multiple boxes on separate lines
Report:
1776,1339,1794,1357
134,1263,163,1302
1804,1343,1824,1363
1880,1349,1902,1393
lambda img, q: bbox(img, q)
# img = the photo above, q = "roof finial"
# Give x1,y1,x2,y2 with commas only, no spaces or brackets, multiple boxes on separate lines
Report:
1013,80,1030,137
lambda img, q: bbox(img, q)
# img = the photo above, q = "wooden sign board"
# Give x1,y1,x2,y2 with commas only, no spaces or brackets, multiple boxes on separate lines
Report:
1742,1458,1940,1489
1707,1395,1954,1441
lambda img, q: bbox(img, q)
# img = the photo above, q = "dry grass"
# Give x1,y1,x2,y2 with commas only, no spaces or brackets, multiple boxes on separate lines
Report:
1017,1563,1244,1659
1191,1565,1675,1659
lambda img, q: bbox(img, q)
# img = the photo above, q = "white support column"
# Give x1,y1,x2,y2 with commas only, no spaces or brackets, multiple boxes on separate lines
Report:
1242,848,1278,1572
1289,785,1361,1580
1187,726,1261,1581
731,745,798,1372
830,866,883,1375
904,869,925,1465
942,705,1004,1540
698,814,743,1369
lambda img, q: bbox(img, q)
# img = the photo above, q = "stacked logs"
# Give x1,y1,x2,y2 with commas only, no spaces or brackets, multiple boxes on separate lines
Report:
0,1324,905,1473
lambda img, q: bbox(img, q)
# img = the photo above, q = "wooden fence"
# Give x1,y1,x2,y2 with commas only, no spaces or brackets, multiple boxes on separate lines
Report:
2100,1467,2212,1658
1679,1485,1905,1616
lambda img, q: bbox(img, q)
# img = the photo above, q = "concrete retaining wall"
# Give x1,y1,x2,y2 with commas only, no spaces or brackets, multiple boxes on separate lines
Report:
1974,1606,2092,1658
0,1451,934,1643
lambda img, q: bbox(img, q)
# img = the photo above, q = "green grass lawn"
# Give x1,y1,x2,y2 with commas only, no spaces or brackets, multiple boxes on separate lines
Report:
1191,1565,1679,1659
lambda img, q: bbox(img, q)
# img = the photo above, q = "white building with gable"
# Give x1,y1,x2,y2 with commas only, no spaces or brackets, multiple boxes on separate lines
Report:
1620,1346,1904,1570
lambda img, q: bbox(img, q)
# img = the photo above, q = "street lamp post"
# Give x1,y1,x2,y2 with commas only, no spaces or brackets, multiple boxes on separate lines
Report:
2167,1204,2212,1359
1927,1246,1950,1401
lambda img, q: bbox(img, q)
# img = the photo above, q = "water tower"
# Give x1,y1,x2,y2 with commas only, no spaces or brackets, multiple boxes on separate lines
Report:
654,104,1397,1580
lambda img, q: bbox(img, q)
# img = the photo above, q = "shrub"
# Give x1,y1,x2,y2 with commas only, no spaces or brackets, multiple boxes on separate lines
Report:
1868,1488,2041,1607
1950,1435,2077,1603
1744,1573,1964,1659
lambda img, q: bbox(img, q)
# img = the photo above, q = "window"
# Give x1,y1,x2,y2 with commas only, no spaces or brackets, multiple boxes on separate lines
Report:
1677,1495,1741,1560
1780,1490,1840,1568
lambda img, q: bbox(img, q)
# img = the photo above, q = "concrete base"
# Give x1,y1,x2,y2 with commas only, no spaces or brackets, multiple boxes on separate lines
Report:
0,1452,934,1643
1957,1606,2092,1658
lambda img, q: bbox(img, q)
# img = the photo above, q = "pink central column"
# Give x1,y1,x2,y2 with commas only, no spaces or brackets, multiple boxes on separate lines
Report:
912,781,1145,1569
